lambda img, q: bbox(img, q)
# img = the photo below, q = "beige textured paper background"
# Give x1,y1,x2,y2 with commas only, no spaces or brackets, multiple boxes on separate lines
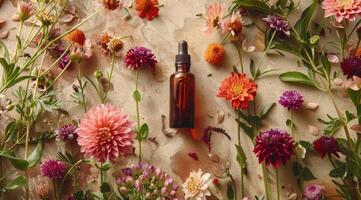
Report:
0,0,353,199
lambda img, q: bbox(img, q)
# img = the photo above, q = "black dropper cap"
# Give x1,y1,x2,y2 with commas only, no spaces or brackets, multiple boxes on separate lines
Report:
175,40,191,67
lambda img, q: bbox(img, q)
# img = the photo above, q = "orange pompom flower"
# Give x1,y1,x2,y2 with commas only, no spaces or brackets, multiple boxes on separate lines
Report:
66,29,86,46
135,0,159,20
204,43,225,65
217,73,257,110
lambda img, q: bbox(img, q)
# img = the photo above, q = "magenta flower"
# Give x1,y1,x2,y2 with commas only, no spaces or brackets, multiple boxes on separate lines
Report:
341,56,361,79
56,124,78,141
253,129,294,168
77,104,134,163
40,159,66,180
124,47,157,70
303,184,325,200
59,53,71,69
313,136,340,158
263,15,290,35
279,90,304,110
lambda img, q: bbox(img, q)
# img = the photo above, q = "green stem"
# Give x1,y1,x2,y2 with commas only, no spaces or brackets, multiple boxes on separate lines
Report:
58,159,83,199
53,180,57,200
354,39,361,56
235,44,244,73
135,69,142,162
77,75,87,112
255,30,276,80
276,168,280,200
290,110,304,191
236,114,244,197
221,32,231,45
261,163,271,200
102,53,116,102
13,21,24,62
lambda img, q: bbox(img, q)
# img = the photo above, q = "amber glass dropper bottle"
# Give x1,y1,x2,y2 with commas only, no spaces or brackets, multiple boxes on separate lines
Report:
169,41,195,128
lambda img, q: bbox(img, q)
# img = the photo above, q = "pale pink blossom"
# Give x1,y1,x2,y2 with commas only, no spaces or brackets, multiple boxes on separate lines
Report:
77,104,134,163
322,0,361,22
342,75,361,90
16,1,36,21
202,3,226,33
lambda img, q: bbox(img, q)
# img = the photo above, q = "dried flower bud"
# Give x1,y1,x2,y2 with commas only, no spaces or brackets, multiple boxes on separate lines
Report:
94,70,104,79
309,35,320,45
107,38,123,53
5,104,14,111
37,11,55,26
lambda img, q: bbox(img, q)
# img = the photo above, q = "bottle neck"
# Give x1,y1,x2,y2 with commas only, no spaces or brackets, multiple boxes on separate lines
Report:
176,64,190,72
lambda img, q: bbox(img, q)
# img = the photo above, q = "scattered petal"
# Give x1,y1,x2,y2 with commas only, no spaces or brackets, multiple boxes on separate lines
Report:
216,111,225,124
242,39,255,52
287,193,298,200
11,15,20,22
351,124,361,132
308,125,320,136
327,54,339,63
305,102,319,110
295,144,306,159
0,30,9,39
161,115,176,137
0,19,5,29
188,152,199,161
60,13,76,24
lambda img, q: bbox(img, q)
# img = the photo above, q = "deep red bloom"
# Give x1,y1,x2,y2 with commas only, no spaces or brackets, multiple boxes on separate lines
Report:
341,56,361,79
135,0,159,20
253,129,294,168
313,136,340,158
124,47,157,70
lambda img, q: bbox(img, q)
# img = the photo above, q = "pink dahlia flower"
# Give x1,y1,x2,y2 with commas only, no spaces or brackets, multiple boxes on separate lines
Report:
202,3,226,33
77,104,134,163
322,0,361,22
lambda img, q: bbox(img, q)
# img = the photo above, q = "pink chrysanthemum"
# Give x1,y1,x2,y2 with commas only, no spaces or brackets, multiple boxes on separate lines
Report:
124,47,157,70
217,73,257,110
322,0,361,22
253,129,295,168
202,3,226,33
40,159,66,180
77,104,134,163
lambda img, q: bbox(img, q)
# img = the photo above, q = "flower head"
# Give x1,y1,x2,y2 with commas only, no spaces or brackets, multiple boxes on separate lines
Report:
342,75,361,90
217,73,257,110
97,33,113,55
313,136,340,158
17,1,36,21
77,104,134,163
202,3,226,33
116,163,178,199
182,169,212,200
135,0,159,20
279,90,304,110
40,159,66,180
303,184,325,200
107,38,123,53
253,129,294,168
66,29,86,46
341,56,361,78
125,47,157,70
37,11,55,26
204,43,225,65
56,124,78,141
220,12,244,37
322,0,361,22
102,0,121,10
263,15,290,35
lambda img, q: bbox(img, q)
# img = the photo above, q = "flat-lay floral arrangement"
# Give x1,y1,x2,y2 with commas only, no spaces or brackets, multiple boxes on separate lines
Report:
0,0,360,199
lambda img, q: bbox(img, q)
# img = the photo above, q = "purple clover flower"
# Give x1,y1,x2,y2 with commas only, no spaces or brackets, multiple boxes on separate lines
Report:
40,159,66,180
279,90,303,110
124,47,157,70
56,124,78,141
263,15,290,35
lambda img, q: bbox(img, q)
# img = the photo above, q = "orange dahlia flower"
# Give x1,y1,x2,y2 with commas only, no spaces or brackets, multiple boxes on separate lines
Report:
135,0,159,20
217,73,257,110
204,43,225,65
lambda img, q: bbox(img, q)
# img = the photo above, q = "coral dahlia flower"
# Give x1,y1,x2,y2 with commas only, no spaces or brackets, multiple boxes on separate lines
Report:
135,0,159,20
253,129,294,168
204,43,225,65
77,104,134,163
217,73,257,110
322,0,361,22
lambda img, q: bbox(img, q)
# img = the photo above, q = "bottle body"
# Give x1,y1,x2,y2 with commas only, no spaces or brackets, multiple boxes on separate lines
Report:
169,68,195,128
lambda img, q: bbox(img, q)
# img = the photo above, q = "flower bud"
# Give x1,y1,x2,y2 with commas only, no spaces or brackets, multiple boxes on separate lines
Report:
309,35,320,45
94,70,103,79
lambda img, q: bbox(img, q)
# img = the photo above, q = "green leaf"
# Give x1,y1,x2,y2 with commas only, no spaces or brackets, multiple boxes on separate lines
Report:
73,191,85,200
286,119,294,128
294,0,318,41
279,71,315,87
0,150,28,170
302,167,316,180
299,140,313,151
101,162,112,171
227,183,235,200
235,145,246,169
2,176,26,191
260,103,276,119
133,90,141,102
237,120,254,140
27,142,43,168
330,167,346,178
137,123,149,140
230,0,271,14
100,182,111,193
